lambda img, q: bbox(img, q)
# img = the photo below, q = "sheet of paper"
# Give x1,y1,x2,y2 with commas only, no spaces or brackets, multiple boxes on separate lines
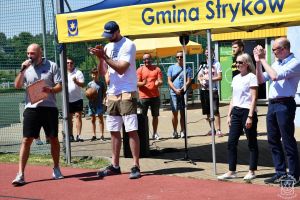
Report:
27,79,48,104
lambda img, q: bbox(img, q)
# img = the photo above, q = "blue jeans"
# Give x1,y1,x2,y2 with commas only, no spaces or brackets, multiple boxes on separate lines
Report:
267,99,299,179
170,94,185,112
228,107,258,171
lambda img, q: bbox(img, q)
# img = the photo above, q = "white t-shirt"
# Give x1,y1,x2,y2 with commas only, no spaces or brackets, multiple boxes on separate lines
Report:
198,60,222,90
68,68,84,102
105,37,137,95
231,73,258,109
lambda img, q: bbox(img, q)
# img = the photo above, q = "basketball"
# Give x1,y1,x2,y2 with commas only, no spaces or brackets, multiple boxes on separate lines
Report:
85,87,98,101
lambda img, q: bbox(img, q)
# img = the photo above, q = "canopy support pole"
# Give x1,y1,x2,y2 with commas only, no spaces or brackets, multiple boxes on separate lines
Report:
207,29,217,175
57,0,71,165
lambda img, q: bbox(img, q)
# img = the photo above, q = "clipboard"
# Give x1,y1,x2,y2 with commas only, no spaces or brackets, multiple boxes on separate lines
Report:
27,79,49,104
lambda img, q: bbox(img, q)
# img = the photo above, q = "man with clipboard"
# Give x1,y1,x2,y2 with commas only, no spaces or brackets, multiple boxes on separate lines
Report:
12,43,64,186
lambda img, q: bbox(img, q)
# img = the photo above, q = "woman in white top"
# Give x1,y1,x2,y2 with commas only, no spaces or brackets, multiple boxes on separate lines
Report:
218,53,259,181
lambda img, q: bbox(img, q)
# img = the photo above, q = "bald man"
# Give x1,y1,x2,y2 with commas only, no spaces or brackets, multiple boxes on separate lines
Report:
12,43,64,186
254,37,300,186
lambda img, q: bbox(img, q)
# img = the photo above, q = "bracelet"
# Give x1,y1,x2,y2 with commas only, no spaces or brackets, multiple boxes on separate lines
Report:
248,116,253,119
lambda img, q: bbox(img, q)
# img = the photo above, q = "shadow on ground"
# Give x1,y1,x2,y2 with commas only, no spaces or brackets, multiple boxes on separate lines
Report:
147,137,290,168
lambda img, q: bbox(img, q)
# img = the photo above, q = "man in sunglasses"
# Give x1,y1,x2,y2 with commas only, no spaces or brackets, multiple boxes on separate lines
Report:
254,37,300,186
137,53,163,140
167,51,192,139
67,57,85,142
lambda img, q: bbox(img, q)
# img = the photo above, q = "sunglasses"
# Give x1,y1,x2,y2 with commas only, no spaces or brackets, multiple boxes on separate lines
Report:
272,47,283,52
143,58,151,61
235,61,244,65
176,56,183,59
67,62,73,64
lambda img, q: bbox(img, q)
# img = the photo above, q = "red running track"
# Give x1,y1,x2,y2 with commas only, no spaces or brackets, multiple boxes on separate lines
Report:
0,164,299,200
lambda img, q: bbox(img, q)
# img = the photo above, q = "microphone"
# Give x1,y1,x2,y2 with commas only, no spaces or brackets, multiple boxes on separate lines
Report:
20,57,32,72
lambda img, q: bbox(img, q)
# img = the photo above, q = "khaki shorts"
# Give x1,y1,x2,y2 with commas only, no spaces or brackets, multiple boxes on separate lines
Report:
106,92,137,116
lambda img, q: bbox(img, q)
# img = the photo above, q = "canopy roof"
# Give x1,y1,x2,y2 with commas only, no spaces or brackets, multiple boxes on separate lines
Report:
134,37,203,59
70,0,171,13
56,0,300,43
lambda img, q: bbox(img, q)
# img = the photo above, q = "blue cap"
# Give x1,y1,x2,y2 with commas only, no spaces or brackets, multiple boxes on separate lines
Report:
102,21,119,38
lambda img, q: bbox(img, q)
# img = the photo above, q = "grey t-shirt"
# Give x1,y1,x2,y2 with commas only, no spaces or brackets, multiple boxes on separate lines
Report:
24,58,62,108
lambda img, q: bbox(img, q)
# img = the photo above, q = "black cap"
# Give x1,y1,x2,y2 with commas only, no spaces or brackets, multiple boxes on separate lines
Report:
102,21,119,38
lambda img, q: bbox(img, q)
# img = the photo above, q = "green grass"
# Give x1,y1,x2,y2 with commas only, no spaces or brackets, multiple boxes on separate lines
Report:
0,153,109,169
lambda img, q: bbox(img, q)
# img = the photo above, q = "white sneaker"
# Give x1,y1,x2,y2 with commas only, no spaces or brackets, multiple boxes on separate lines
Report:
35,139,44,145
216,130,224,137
180,131,185,138
243,172,256,180
217,172,237,180
153,133,160,140
12,173,25,186
52,167,64,180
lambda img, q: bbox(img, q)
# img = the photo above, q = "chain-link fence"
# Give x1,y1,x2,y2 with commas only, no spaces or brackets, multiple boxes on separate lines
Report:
0,0,206,155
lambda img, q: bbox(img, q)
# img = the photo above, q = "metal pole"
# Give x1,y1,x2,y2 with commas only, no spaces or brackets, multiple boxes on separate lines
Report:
196,35,200,100
64,0,72,12
182,39,188,159
207,29,217,175
50,0,58,64
40,0,47,58
56,0,71,165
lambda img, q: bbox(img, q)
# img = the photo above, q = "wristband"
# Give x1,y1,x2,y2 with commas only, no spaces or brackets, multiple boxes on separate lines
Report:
248,116,253,119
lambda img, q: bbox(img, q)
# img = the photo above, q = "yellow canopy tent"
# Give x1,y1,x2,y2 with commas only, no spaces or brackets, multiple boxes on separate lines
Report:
56,0,300,168
56,0,300,43
134,37,203,59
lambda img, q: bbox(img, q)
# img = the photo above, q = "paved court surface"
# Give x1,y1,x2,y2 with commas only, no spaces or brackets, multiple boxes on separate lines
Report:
1,103,300,199
1,163,299,200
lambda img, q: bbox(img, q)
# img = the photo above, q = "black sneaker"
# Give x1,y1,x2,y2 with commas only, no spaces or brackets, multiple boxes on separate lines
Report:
76,135,84,142
129,166,141,179
70,135,75,142
99,136,106,141
90,136,97,141
97,165,121,178
264,174,286,184
280,175,299,187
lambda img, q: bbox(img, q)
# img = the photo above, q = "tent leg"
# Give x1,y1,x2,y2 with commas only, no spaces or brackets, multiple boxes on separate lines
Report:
207,29,217,176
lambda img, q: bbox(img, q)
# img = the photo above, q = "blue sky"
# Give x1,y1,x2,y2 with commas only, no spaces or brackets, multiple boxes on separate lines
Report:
0,0,101,38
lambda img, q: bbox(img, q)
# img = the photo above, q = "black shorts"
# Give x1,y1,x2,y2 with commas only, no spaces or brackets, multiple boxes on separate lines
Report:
200,90,220,115
139,97,160,117
69,99,83,113
23,107,59,138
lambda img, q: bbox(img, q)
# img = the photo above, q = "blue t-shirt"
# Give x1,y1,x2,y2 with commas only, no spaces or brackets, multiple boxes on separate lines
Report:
87,80,105,108
167,64,192,96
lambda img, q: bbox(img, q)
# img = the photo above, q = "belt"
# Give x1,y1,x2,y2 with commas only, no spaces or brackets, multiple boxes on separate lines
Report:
269,97,294,104
233,106,248,110
107,92,137,101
